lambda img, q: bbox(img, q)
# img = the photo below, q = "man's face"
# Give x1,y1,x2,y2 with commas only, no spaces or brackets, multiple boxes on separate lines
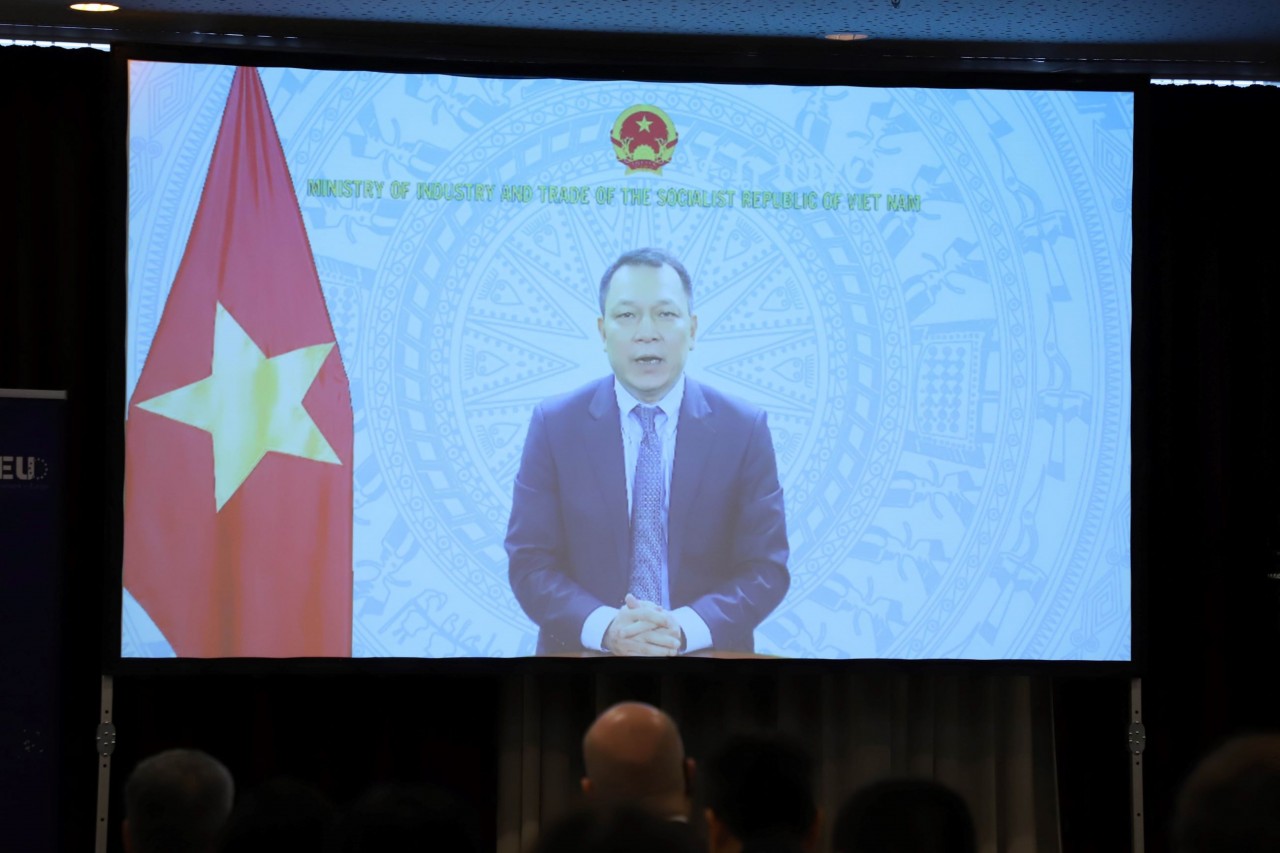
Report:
598,263,698,404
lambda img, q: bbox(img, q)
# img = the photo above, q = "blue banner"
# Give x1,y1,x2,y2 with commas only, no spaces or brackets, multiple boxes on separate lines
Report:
0,390,66,851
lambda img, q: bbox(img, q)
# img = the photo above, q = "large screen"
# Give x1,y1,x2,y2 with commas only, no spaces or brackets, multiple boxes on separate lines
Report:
123,60,1133,660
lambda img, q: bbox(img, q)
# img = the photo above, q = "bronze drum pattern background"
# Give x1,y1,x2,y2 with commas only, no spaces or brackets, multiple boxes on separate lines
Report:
124,63,1132,660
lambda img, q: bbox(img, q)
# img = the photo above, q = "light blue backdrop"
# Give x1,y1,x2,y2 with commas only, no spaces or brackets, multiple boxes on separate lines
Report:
124,62,1133,660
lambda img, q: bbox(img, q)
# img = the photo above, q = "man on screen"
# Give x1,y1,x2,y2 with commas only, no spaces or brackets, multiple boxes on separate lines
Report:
506,248,789,656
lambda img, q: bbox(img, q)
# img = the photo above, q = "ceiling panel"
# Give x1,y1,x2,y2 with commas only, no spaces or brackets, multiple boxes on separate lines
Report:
2,0,1279,74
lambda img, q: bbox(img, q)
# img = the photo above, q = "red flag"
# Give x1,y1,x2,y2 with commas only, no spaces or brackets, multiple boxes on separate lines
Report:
124,67,352,657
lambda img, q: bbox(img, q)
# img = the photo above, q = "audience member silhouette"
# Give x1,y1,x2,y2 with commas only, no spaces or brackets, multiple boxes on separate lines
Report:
702,732,819,853
122,748,234,853
531,805,703,853
216,777,332,853
581,702,694,821
1173,733,1280,853
831,778,976,853
330,783,480,853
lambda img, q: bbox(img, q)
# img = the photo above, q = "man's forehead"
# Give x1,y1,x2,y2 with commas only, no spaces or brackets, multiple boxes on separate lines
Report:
610,296,679,306
605,263,687,303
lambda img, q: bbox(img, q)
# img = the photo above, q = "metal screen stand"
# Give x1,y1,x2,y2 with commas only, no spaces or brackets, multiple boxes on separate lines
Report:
1129,677,1146,853
94,675,116,853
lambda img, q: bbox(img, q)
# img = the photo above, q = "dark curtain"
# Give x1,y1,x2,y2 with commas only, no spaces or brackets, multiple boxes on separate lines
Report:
1136,82,1280,853
5,44,1280,853
498,671,1061,853
0,46,115,390
0,45,115,853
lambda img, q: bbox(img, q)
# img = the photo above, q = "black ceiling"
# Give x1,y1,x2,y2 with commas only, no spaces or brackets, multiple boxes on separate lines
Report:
3,0,1279,77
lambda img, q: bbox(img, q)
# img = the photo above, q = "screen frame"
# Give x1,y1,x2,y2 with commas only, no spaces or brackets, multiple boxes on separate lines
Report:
104,41,1148,676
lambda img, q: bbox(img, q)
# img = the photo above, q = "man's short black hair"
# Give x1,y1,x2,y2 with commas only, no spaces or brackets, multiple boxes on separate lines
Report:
331,784,479,853
1173,734,1280,853
832,778,976,853
124,748,234,853
703,732,816,845
598,248,694,316
216,777,332,853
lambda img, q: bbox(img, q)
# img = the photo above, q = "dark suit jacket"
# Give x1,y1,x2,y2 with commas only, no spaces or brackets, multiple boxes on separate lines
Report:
505,375,789,654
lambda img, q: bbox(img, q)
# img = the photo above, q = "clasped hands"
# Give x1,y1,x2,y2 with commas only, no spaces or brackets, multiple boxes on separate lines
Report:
602,594,684,656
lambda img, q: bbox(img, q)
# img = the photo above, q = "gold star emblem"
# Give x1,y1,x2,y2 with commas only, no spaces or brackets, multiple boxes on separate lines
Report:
136,302,341,511
635,115,653,133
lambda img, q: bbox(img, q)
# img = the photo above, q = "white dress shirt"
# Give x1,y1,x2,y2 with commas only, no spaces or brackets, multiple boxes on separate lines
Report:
580,375,713,653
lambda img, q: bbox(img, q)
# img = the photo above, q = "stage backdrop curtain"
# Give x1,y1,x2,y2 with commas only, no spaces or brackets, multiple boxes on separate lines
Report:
0,44,115,853
1135,81,1280,853
497,672,1060,853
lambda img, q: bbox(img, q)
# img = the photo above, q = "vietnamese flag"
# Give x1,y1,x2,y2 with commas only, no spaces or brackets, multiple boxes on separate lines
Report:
124,67,352,657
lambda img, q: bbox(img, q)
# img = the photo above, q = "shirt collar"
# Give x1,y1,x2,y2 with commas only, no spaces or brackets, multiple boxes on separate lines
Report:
614,374,686,421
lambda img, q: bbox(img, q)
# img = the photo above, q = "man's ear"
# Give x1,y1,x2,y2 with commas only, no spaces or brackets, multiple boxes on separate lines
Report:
121,818,133,853
684,757,696,797
581,776,592,797
689,313,698,349
598,315,606,346
705,807,731,853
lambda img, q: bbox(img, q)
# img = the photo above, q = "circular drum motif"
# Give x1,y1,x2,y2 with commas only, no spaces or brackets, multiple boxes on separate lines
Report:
365,82,909,645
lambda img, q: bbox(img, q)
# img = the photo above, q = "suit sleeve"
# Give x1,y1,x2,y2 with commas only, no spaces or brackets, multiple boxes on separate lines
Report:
505,405,610,650
687,409,790,650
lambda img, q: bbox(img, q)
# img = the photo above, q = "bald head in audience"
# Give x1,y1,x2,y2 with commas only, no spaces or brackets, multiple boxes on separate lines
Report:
123,748,234,853
1174,733,1280,853
581,702,692,820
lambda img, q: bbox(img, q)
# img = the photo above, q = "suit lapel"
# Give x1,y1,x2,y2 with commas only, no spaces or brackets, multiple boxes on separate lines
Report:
668,378,714,582
586,377,630,582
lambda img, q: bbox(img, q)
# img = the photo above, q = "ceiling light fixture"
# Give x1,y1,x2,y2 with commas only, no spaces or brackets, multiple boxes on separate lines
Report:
825,32,870,41
69,3,119,11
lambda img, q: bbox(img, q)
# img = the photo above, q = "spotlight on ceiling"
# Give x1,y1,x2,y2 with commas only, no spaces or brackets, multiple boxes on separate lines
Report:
825,32,870,41
70,3,119,10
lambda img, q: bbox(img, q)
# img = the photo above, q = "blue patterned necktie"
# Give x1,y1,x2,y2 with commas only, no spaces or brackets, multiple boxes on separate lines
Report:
628,405,665,604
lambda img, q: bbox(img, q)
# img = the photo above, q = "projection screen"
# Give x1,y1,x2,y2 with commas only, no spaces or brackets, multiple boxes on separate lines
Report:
123,61,1133,660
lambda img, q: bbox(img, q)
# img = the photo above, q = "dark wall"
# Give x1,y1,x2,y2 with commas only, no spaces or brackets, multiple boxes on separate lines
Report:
0,45,117,853
1136,83,1280,852
2,45,1278,853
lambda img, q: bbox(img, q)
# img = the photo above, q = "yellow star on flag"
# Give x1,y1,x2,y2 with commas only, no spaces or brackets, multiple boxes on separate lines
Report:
136,302,342,511
636,115,653,133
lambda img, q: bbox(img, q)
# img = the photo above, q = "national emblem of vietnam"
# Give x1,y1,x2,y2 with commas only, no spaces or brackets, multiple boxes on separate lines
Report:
611,105,678,174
